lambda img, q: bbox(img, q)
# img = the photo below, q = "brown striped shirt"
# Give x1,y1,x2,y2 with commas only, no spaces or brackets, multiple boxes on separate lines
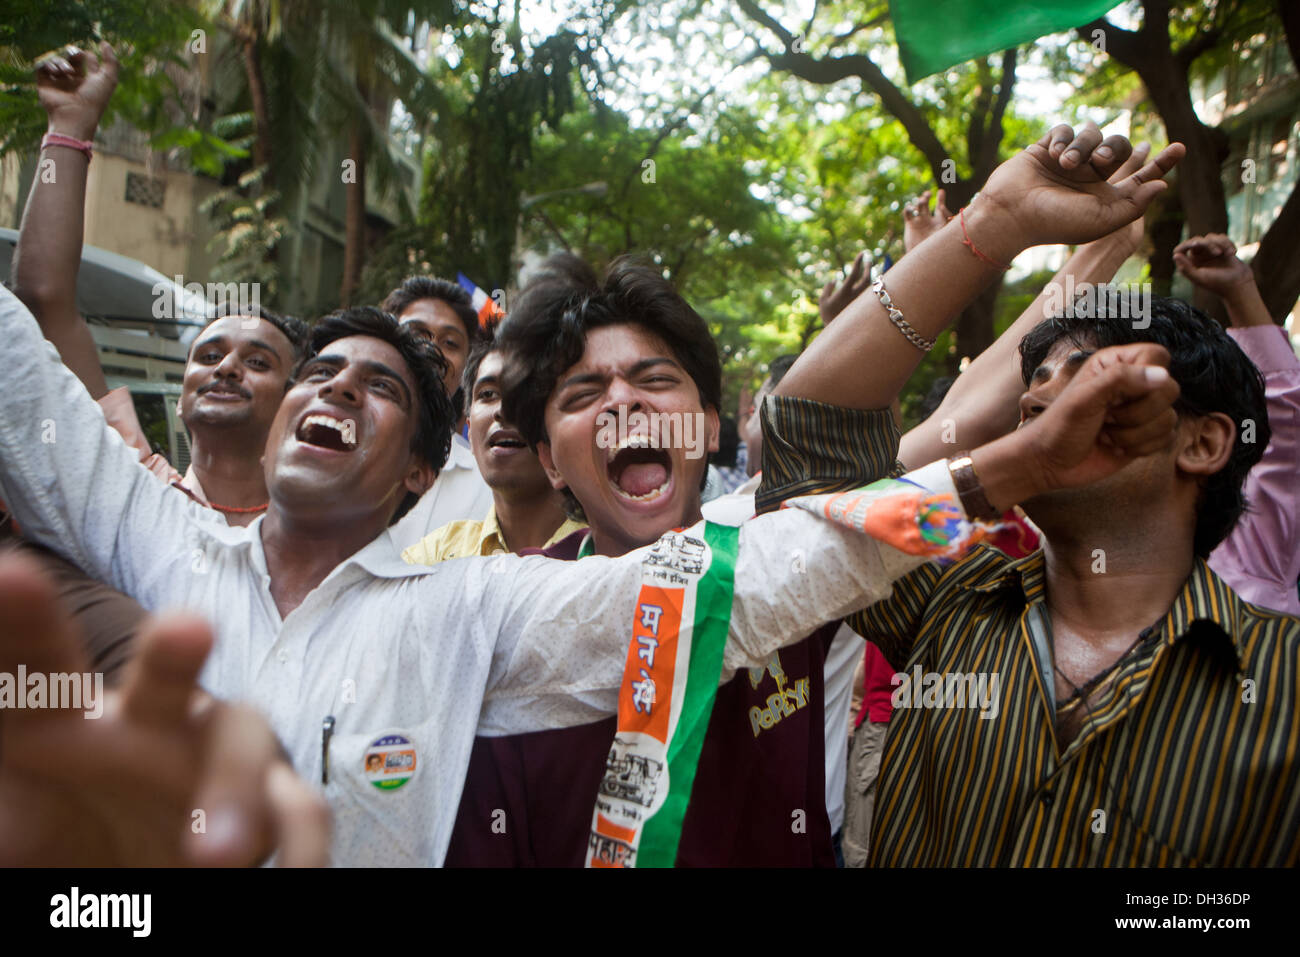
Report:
759,394,1300,866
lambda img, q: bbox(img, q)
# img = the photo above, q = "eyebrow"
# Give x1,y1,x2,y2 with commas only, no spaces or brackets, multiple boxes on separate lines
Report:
473,372,500,392
1030,349,1093,384
303,354,413,406
556,356,681,392
192,335,228,355
247,339,283,361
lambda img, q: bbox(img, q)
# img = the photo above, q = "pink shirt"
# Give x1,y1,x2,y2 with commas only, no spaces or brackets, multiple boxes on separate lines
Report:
1208,326,1300,615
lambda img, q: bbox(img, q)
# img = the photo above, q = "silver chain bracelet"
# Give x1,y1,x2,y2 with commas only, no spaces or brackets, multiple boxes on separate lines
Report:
871,277,935,353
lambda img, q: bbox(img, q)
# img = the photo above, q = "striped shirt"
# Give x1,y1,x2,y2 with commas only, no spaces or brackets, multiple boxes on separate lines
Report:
759,394,1300,866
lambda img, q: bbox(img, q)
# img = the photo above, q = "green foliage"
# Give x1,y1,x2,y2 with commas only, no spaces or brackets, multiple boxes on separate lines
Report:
0,0,243,173
198,163,287,299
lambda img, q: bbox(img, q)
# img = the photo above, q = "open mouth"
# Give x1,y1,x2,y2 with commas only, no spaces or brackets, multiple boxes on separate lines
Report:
488,430,527,452
607,438,672,502
295,413,357,452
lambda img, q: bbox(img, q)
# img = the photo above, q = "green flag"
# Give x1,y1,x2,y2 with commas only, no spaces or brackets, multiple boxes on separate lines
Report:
890,0,1120,83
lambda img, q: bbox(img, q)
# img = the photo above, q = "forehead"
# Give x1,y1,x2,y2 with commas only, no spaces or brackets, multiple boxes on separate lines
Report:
190,316,292,358
398,299,469,337
309,335,417,389
566,324,678,377
474,350,504,383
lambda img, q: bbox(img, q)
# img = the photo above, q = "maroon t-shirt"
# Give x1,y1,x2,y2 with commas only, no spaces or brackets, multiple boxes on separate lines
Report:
444,529,836,867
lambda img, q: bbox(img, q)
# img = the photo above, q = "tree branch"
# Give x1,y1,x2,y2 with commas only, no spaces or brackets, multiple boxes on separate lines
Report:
1083,17,1144,68
736,0,796,48
1175,25,1223,71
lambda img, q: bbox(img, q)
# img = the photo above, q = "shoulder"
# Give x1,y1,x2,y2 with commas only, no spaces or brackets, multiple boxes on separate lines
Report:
402,519,484,565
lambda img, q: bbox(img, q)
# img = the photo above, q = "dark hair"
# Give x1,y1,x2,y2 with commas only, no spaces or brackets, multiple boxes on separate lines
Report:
495,253,722,521
460,333,499,416
299,307,456,523
1017,291,1269,558
381,276,482,345
497,253,722,447
711,415,741,469
767,354,799,391
195,305,310,364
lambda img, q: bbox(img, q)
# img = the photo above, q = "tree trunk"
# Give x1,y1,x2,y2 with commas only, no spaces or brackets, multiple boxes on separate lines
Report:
1251,182,1300,322
1252,0,1300,322
1147,187,1184,300
242,35,273,177
1137,54,1229,319
340,121,367,307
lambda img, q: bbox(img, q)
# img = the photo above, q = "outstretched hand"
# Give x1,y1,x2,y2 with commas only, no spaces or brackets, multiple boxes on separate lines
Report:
34,41,119,141
979,123,1184,249
0,551,330,867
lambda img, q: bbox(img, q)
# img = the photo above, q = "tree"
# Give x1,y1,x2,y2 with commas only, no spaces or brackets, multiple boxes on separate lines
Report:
0,0,242,177
1081,0,1300,321
357,8,595,302
730,0,1024,364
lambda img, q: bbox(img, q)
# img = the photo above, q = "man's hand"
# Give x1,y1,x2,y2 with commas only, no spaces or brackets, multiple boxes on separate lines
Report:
1173,233,1256,301
976,123,1184,253
0,552,330,867
971,343,1181,510
34,41,119,141
818,251,871,325
902,189,951,254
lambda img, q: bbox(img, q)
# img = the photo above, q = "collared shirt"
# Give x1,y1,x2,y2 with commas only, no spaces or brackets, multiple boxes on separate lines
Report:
389,433,494,553
1208,325,1300,614
401,505,586,564
0,285,958,867
759,392,1300,866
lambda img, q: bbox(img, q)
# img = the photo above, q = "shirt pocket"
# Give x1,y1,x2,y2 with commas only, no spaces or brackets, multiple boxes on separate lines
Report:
324,727,435,867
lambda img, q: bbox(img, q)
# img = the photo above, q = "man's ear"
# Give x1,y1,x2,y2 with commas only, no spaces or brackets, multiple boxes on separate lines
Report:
536,441,568,491
1176,411,1235,478
403,456,438,499
704,404,720,455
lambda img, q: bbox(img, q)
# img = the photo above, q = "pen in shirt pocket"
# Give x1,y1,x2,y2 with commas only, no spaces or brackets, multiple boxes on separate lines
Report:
321,715,335,784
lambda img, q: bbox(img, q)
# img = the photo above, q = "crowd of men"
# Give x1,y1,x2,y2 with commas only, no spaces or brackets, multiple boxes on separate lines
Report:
0,41,1296,868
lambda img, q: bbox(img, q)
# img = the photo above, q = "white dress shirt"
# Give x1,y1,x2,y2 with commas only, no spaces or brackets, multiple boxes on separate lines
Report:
0,286,962,866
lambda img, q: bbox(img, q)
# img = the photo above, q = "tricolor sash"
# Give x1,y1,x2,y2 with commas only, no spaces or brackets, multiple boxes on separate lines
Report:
586,476,991,868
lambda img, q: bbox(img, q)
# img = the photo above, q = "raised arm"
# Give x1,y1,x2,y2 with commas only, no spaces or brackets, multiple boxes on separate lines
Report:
0,285,200,599
775,125,1183,412
899,147,1150,468
482,341,1181,734
10,42,119,399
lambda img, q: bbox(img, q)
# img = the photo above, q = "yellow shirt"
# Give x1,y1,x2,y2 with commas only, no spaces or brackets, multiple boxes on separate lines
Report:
401,505,587,565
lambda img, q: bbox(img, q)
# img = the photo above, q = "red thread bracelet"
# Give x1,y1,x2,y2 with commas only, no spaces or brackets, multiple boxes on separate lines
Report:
959,206,1010,271
41,132,93,160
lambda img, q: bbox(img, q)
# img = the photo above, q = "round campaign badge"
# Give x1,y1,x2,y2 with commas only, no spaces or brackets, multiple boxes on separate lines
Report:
362,733,418,791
